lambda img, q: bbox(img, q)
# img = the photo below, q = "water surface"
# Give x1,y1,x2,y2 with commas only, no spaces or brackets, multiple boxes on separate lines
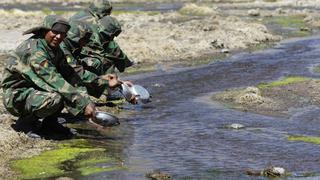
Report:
81,36,320,179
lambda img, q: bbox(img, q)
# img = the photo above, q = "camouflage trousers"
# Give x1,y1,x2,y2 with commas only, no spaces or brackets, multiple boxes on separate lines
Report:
3,87,64,119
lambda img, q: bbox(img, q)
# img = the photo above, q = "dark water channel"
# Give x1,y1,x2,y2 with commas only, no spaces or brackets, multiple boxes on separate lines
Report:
80,36,320,179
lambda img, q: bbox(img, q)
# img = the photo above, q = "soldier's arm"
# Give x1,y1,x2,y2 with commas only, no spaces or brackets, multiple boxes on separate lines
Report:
103,41,133,72
59,53,110,98
29,49,92,115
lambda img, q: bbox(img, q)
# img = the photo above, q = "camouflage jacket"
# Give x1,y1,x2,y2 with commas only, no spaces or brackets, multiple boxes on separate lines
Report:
60,38,109,97
2,35,93,115
70,7,132,74
81,16,133,74
82,39,133,73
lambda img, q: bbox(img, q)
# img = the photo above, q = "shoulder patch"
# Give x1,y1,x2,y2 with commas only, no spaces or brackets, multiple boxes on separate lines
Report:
40,60,49,68
66,55,72,64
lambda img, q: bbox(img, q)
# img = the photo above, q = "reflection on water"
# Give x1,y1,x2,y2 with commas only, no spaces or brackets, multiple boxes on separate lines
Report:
83,36,320,179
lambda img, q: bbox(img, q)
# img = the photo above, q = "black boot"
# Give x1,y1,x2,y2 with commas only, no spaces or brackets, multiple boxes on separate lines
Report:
11,116,42,138
40,116,77,140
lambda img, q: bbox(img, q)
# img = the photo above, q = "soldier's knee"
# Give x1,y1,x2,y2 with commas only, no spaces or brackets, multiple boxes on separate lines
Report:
26,91,64,118
52,93,63,105
2,88,20,116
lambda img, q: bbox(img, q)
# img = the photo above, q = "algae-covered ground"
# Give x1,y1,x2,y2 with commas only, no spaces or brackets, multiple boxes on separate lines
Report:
12,139,125,179
212,76,320,117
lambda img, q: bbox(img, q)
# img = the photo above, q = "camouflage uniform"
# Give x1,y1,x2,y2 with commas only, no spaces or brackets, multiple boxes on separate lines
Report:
1,15,100,119
70,0,133,74
60,21,110,97
81,16,133,74
69,0,112,24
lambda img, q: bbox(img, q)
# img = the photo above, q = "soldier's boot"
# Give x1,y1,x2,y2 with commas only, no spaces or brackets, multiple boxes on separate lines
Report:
11,116,42,138
41,116,77,140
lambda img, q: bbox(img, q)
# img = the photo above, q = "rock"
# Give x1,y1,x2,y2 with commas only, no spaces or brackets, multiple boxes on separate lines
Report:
248,9,260,16
247,166,286,177
153,83,165,87
244,87,260,94
262,166,286,177
275,8,285,14
226,123,245,129
211,40,224,49
146,171,172,180
235,86,266,105
300,27,310,31
221,48,230,53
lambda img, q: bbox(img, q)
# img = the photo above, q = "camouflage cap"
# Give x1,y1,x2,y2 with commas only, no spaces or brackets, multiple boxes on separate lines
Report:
23,15,70,35
97,16,121,39
67,21,93,43
89,0,113,18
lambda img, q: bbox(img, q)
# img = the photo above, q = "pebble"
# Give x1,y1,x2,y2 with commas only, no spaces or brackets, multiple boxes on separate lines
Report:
221,48,230,53
248,9,260,16
146,171,172,180
226,123,245,129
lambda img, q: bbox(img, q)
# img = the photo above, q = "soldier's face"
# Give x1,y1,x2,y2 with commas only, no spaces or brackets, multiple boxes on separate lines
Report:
45,30,67,48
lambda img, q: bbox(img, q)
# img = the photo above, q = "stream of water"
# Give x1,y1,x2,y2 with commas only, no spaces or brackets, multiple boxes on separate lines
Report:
75,36,320,179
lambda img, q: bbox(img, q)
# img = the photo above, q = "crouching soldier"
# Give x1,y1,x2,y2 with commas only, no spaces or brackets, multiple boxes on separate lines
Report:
60,20,136,102
81,15,133,74
70,0,133,75
1,15,121,139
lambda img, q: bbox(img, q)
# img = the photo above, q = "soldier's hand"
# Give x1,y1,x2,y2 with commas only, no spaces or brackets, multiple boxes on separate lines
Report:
84,103,96,119
102,74,122,89
128,95,138,104
122,80,134,87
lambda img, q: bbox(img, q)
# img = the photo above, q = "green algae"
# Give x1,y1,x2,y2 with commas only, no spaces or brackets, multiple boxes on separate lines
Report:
78,166,124,176
178,5,215,16
60,138,92,148
257,76,309,89
288,135,320,145
261,15,311,38
123,64,156,75
75,156,113,167
265,15,306,28
74,155,125,176
11,139,105,179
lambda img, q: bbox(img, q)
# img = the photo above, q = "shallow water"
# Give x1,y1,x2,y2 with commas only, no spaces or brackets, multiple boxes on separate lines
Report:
72,36,320,179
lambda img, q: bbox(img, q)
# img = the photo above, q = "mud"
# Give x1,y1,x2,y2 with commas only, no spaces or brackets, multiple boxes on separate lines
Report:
212,77,320,118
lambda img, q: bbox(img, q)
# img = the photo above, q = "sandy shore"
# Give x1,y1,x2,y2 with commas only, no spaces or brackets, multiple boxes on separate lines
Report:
0,4,281,61
0,0,320,179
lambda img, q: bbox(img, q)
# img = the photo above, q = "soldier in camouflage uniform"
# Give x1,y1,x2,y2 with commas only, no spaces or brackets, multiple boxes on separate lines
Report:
70,0,133,74
1,15,121,139
60,20,135,102
60,20,109,97
60,20,93,66
81,15,133,74
70,0,112,24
